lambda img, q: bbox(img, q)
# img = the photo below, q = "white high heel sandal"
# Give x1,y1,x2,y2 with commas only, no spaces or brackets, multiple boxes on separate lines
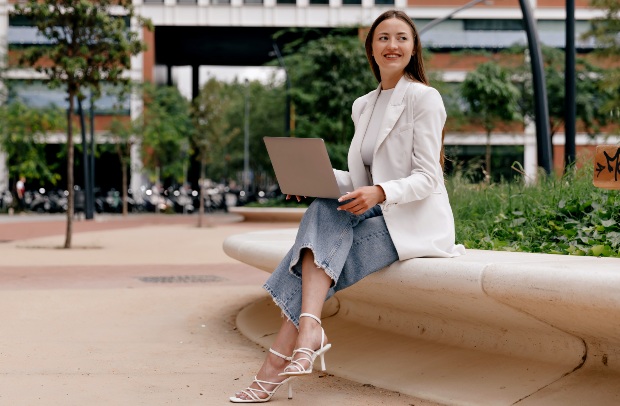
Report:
229,348,294,403
279,313,332,376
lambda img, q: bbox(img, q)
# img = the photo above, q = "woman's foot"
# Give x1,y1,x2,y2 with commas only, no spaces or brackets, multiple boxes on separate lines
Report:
280,313,331,376
231,348,293,402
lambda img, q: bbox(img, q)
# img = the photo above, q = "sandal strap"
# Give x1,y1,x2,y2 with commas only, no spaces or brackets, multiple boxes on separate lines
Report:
283,348,315,373
269,347,292,361
299,313,321,325
241,376,287,400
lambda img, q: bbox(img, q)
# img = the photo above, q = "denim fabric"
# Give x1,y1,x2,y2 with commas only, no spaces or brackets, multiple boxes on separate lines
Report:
263,198,399,327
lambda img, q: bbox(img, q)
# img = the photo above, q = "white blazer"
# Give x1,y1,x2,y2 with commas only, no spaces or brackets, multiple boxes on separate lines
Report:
334,76,465,260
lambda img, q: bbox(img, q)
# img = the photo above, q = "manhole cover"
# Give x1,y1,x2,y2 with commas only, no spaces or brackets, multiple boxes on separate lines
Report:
137,275,225,284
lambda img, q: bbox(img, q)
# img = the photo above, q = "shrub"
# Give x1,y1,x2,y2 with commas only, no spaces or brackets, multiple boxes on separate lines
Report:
448,163,620,257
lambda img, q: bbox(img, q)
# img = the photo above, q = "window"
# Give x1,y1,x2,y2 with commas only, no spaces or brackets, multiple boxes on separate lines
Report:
343,0,361,4
464,19,524,31
244,0,263,4
309,0,329,4
375,0,395,4
277,0,296,4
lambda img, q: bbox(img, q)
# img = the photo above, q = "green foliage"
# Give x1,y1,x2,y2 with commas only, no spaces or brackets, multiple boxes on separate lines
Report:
136,84,192,185
191,78,239,181
223,78,286,185
11,0,152,100
461,62,521,132
283,34,376,170
507,46,610,138
583,0,620,132
449,164,620,257
0,101,65,184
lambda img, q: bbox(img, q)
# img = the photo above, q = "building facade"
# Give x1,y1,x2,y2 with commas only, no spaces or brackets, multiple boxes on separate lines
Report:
0,0,615,193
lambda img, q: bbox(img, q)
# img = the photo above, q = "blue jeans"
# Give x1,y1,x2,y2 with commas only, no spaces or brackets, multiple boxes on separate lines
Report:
263,198,399,327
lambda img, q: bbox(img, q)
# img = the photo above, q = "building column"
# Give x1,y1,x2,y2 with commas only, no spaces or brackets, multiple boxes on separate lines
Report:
523,120,538,185
192,64,200,100
0,149,8,192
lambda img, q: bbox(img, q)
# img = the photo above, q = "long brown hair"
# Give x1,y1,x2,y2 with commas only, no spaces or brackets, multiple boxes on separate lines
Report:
364,10,446,169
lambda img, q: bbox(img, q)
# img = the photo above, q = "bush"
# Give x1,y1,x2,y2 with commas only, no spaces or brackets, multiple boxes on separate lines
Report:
448,163,620,257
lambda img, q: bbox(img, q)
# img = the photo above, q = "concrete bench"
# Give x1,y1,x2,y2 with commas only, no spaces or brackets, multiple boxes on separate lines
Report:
227,207,306,222
223,228,620,406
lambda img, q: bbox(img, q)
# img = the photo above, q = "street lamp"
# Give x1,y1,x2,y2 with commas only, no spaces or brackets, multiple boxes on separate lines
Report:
271,43,293,137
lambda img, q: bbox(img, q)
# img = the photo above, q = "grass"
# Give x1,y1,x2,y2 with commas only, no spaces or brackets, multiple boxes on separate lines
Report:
448,163,620,257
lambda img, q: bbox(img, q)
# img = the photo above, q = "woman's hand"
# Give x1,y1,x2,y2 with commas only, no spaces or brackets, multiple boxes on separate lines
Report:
337,186,386,215
286,195,306,202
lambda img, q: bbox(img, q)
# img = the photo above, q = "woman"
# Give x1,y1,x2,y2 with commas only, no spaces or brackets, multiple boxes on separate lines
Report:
230,9,465,403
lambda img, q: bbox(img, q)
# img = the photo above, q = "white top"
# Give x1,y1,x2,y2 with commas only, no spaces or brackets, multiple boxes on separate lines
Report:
361,88,393,167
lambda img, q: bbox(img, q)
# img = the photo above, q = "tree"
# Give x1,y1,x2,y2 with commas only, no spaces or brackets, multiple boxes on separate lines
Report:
223,78,286,190
191,78,239,227
11,0,151,248
136,84,192,188
461,62,521,182
105,118,134,216
583,0,620,131
0,101,65,188
282,33,376,170
507,46,610,142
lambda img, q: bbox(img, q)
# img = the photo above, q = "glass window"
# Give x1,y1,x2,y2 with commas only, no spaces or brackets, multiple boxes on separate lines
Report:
309,0,329,4
464,19,524,31
277,0,296,4
8,81,130,115
244,0,263,3
375,0,395,4
343,0,361,4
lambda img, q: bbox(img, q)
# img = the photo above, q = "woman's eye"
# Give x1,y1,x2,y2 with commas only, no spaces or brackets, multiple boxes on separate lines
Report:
399,36,408,41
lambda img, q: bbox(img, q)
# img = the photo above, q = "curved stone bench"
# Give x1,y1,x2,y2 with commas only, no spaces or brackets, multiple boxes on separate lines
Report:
227,207,306,222
223,228,620,406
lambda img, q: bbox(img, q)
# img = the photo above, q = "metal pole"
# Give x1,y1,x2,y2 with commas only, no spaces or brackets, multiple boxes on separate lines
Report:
272,43,291,137
564,0,576,169
89,92,96,217
518,0,553,174
243,79,250,195
77,98,92,219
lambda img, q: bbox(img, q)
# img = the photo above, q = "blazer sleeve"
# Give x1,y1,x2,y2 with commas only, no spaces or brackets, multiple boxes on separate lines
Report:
378,87,446,205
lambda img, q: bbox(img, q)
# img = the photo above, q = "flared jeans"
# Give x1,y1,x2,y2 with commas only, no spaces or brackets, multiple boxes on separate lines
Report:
263,198,399,327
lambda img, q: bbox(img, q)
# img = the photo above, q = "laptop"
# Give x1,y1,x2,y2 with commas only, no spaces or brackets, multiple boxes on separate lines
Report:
263,137,343,199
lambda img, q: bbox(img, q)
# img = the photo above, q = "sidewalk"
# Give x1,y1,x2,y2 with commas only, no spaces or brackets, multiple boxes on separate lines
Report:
0,213,440,405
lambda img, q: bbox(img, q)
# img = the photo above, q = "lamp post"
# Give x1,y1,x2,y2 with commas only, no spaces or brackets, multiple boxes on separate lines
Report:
564,0,576,168
271,43,293,137
420,0,553,174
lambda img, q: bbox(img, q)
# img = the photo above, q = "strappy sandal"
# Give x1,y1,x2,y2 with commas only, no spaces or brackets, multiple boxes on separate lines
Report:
229,348,294,403
279,313,332,376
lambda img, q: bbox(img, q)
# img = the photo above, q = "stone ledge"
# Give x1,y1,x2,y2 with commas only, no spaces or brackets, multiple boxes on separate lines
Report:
223,229,620,406
227,207,306,222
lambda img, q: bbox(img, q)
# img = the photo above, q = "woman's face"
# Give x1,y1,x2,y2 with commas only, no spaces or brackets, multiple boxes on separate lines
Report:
371,17,414,79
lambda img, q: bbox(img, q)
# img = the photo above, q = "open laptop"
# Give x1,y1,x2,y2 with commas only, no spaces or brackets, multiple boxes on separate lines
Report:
263,137,342,199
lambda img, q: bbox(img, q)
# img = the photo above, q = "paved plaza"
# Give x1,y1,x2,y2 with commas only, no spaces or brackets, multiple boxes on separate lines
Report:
0,213,440,405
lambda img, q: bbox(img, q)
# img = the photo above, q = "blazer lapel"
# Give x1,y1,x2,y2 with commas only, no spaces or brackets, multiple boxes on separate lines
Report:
373,76,411,157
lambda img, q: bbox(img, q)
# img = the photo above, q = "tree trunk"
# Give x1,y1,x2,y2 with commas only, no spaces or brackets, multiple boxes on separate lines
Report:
485,131,492,183
64,95,75,248
198,157,205,228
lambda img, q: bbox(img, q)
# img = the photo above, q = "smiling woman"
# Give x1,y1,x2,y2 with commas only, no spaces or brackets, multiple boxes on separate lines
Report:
229,9,464,403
